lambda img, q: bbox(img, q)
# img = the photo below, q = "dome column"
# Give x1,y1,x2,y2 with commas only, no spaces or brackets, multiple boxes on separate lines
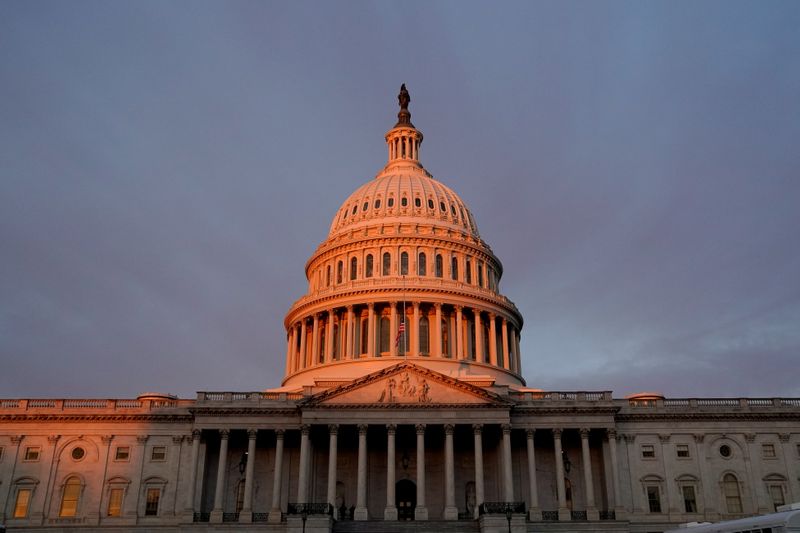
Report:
299,320,308,369
285,329,293,375
501,319,509,370
433,303,443,357
474,309,483,363
311,314,321,366
514,328,522,373
389,302,398,357
367,303,376,358
455,306,464,359
488,313,498,366
325,309,335,363
345,306,354,359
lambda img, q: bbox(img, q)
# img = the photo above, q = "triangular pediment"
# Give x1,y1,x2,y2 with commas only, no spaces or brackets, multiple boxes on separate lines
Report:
302,362,511,407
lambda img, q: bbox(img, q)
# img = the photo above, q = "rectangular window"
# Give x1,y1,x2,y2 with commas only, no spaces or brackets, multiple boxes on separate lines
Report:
145,488,160,516
150,446,167,461
762,443,776,458
114,447,130,461
769,485,785,511
14,488,32,518
682,485,697,513
641,444,655,458
107,488,123,517
23,446,40,461
676,444,690,458
647,486,661,513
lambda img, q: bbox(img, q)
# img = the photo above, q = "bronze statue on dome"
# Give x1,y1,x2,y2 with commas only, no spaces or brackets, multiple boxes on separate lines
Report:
398,83,410,110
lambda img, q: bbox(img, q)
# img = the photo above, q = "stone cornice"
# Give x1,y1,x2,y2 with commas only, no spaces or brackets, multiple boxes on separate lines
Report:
616,411,800,423
0,414,194,423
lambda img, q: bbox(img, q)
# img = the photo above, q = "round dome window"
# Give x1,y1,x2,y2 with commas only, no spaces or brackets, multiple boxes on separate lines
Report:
72,447,86,461
719,444,732,458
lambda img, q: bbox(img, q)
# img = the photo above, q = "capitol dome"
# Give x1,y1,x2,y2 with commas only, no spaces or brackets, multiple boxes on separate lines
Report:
282,85,524,389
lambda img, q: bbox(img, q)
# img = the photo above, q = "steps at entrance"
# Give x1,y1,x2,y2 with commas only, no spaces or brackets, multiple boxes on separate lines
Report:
333,519,480,533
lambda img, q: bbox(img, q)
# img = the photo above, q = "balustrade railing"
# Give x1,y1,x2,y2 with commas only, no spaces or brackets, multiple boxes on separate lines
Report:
222,512,239,523
571,510,587,521
541,510,559,521
478,502,526,515
287,503,333,516
252,512,270,522
599,510,616,520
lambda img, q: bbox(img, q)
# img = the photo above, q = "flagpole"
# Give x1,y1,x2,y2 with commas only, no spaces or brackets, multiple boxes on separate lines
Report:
402,275,407,358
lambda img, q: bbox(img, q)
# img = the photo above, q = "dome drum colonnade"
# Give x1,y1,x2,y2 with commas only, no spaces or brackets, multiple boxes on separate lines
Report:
283,85,524,388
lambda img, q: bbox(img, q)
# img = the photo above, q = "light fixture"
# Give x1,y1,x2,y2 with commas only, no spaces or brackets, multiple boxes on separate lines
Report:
562,451,571,474
238,451,248,476
401,451,410,470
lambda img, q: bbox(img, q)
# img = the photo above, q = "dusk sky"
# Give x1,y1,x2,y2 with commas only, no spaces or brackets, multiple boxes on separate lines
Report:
2,1,799,399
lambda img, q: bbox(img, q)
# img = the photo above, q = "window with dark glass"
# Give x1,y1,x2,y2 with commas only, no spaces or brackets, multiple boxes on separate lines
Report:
360,319,368,355
115,447,130,461
350,257,357,280
388,197,394,207
374,199,381,209
440,201,446,212
352,205,357,215
365,254,373,278
419,316,429,354
465,258,472,284
326,265,331,286
682,486,697,513
145,488,160,516
723,474,742,513
435,254,443,277
400,252,409,275
427,198,434,209
401,196,408,207
362,202,368,211
451,205,456,216
677,444,690,458
337,261,343,284
414,197,421,208
418,252,426,276
647,486,661,513
379,317,390,354
451,257,458,280
641,445,655,458
150,446,166,461
382,252,391,276
477,260,484,287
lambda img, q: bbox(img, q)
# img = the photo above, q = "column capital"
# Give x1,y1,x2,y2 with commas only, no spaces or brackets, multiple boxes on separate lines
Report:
137,434,150,444
779,433,790,442
300,424,311,435
744,433,756,443
11,435,24,444
100,435,114,444
659,434,671,443
472,424,483,434
552,428,562,439
444,424,455,435
606,428,617,440
433,302,442,309
247,429,258,439
358,424,368,435
693,433,704,443
580,428,591,439
218,429,229,439
275,429,285,438
412,301,420,309
502,424,512,434
622,433,636,444
526,428,536,439
488,312,496,320
49,434,63,444
346,304,354,311
367,302,375,310
386,424,397,434
328,424,339,435
173,435,185,444
389,300,397,306
415,424,426,434
454,304,463,312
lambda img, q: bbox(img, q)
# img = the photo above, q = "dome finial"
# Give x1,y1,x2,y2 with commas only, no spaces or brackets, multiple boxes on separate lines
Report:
396,83,413,127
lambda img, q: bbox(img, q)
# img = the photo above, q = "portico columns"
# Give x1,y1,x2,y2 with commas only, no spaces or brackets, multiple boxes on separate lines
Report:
580,428,599,520
210,429,229,523
384,425,398,520
184,430,201,517
455,306,464,359
268,430,285,523
526,429,540,520
444,424,458,520
473,424,485,518
607,429,623,517
390,302,398,357
415,424,428,520
474,309,483,362
501,319,509,369
311,314,320,366
502,424,514,501
325,309,335,363
553,428,570,521
327,425,338,518
367,304,376,358
433,304,443,357
488,313,498,366
355,425,368,520
240,429,258,522
299,320,307,369
297,425,310,503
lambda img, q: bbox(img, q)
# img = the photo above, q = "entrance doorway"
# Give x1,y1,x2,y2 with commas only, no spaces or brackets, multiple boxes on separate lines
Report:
396,479,416,521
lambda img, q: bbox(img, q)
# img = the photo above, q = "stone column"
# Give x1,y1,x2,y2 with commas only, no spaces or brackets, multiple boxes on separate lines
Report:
385,425,398,520
311,314,320,366
185,430,201,517
501,319,509,369
553,429,570,520
297,425,310,503
744,433,769,513
660,434,681,516
444,424,458,520
355,425,368,520
367,304,376,358
325,309,335,363
268,430,285,523
412,302,420,356
299,320,307,369
473,424,485,518
502,424,514,501
211,429,229,523
526,429,540,520
606,430,624,517
240,429,258,522
285,329,294,375
488,313,498,366
327,425,338,517
514,328,522,372
415,424,428,520
346,306,354,359
390,302,398,357
455,306,464,360
434,304,443,357
581,428,599,519
474,309,483,363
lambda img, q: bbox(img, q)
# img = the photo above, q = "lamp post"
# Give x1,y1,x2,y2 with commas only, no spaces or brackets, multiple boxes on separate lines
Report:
301,509,308,533
238,451,248,476
505,505,513,533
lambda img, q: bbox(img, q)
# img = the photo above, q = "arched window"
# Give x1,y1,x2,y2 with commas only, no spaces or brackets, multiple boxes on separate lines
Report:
326,265,331,287
441,317,450,357
414,197,422,208
60,476,82,517
401,196,408,207
382,252,391,276
465,317,474,360
360,318,369,355
451,257,459,280
418,252,427,276
465,258,473,284
435,254,443,278
723,473,743,514
419,316,430,355
365,254,373,278
388,197,395,208
477,260,484,287
379,316,390,354
333,323,340,360
350,257,357,280
427,198,434,210
400,252,409,275
337,261,343,284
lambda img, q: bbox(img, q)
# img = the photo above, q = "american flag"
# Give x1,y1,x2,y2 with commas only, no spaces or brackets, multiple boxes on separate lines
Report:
394,321,406,347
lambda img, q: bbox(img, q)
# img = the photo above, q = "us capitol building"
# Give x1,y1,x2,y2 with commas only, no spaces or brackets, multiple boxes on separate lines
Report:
1,87,799,533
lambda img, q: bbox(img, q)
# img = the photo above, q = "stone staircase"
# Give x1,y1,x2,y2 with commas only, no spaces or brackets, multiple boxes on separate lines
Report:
332,519,481,533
